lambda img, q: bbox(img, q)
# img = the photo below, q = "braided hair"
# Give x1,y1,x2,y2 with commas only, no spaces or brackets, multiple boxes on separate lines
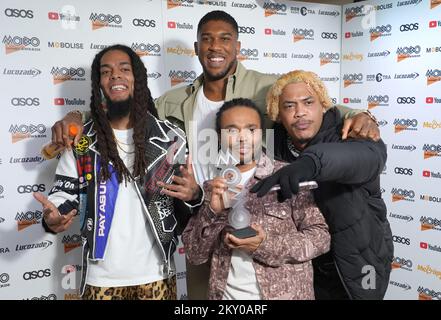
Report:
89,44,158,183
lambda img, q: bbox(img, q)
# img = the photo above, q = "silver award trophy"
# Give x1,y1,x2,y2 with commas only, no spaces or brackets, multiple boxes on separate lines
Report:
215,150,257,239
215,150,242,209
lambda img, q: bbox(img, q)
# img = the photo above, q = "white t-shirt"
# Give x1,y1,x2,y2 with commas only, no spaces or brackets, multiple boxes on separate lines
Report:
191,87,224,185
86,128,165,287
223,167,262,300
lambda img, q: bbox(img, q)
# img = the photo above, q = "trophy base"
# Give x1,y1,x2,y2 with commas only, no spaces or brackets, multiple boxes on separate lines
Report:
230,226,257,239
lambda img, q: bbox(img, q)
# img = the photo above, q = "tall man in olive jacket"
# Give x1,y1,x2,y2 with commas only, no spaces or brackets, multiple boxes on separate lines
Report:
251,70,394,300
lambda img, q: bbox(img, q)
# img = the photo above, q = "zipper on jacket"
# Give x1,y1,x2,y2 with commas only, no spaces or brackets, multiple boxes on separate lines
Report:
80,237,89,296
333,260,353,300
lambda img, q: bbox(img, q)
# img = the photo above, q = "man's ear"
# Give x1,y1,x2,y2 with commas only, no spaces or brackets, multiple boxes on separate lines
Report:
236,40,241,53
194,42,198,56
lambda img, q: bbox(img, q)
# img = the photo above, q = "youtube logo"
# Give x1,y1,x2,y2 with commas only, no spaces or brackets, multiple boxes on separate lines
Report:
48,12,59,20
343,98,349,104
265,28,272,35
54,98,64,106
429,21,437,28
427,97,434,104
167,21,176,29
345,32,351,38
420,242,428,249
423,170,431,177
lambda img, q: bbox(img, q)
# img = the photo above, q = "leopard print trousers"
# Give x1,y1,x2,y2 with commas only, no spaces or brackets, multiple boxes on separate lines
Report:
82,276,177,300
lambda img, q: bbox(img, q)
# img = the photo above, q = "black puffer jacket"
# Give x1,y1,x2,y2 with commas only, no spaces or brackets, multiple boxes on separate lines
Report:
275,107,393,299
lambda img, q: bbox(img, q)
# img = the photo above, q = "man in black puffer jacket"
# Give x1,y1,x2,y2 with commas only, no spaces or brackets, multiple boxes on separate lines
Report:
251,70,393,300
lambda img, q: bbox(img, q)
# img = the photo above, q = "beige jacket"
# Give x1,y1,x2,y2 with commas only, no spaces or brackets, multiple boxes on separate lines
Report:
154,62,357,153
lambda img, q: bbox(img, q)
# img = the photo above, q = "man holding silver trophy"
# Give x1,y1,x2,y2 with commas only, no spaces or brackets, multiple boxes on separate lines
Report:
182,98,330,300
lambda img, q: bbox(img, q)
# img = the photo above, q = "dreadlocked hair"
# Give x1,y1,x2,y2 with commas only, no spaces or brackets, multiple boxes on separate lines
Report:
89,44,158,183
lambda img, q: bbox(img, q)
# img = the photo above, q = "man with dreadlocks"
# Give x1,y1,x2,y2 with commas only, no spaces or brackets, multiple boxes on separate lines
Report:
33,45,202,300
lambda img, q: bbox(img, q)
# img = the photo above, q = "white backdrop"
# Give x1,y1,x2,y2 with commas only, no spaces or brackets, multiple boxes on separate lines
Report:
1,0,439,301
341,0,441,300
0,0,341,300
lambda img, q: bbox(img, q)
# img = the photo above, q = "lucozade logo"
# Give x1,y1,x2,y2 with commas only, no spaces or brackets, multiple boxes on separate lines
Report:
263,2,287,17
397,0,421,6
389,280,411,291
393,118,418,133
147,72,161,80
89,13,122,30
2,35,40,54
51,67,85,84
426,69,441,85
397,45,421,62
370,24,392,41
368,50,390,58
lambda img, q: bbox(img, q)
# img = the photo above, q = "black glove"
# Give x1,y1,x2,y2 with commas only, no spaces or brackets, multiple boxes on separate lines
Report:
250,156,317,201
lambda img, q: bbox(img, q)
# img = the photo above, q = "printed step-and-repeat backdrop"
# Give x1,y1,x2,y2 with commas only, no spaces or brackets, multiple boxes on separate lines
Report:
341,0,441,300
1,0,439,301
0,0,342,300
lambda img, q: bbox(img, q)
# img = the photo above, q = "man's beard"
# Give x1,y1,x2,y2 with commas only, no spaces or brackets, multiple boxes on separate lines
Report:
105,96,133,122
202,60,237,81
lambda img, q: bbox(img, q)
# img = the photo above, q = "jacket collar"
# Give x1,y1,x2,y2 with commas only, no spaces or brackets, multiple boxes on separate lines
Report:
307,107,341,146
254,152,276,180
83,113,185,171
